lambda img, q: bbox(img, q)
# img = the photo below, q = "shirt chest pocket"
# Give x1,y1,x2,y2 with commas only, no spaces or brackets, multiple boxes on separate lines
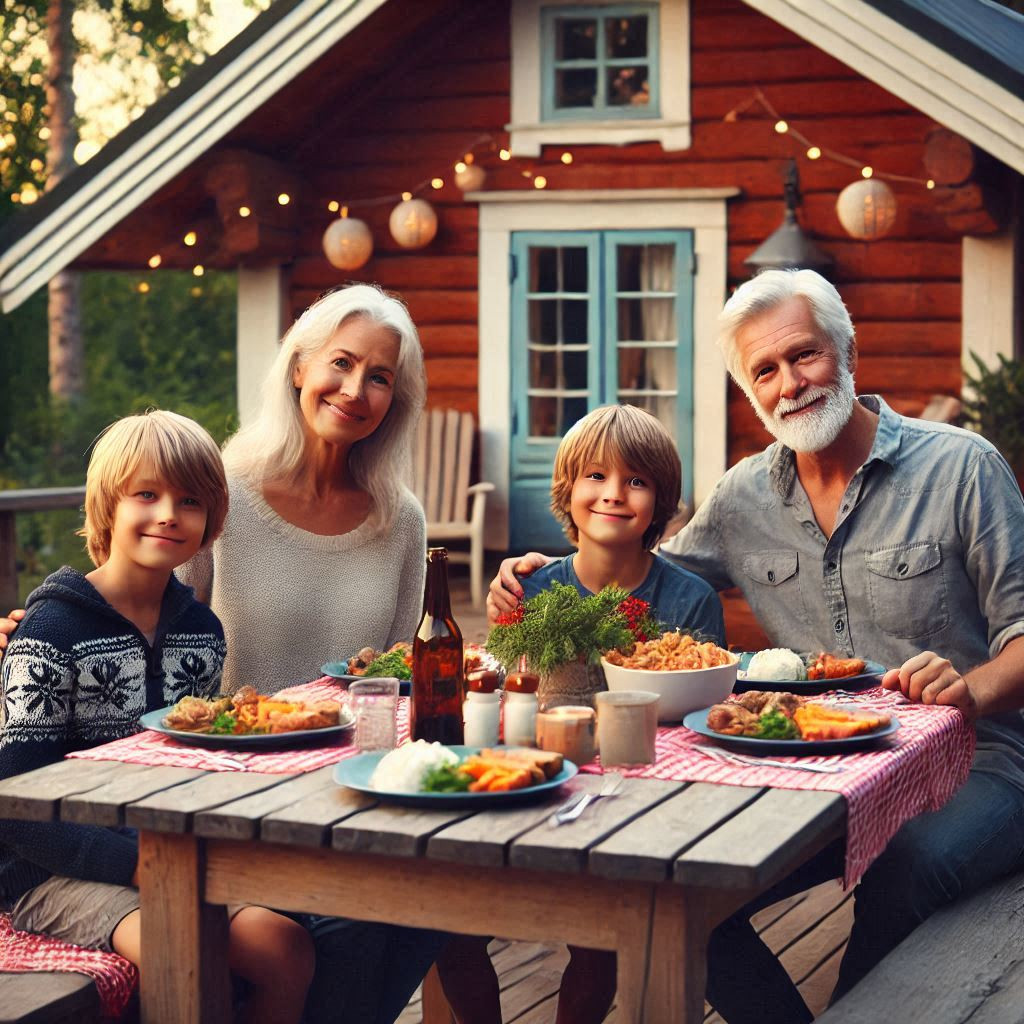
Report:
741,550,807,615
865,541,949,639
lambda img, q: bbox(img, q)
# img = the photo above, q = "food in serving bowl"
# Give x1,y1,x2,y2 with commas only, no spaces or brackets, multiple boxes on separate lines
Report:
706,690,890,740
601,632,739,722
162,686,341,736
368,741,563,794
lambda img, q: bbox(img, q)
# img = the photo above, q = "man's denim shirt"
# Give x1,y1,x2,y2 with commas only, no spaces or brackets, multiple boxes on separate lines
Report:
662,395,1024,789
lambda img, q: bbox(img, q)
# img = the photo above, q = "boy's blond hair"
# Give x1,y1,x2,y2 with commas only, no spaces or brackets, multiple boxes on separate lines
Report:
80,410,228,567
550,404,682,550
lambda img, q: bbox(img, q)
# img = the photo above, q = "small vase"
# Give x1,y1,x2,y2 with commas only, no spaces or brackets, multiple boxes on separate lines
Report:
538,658,607,711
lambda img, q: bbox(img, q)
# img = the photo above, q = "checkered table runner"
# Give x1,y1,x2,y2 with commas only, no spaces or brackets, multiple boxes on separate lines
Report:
0,913,138,1018
580,688,975,886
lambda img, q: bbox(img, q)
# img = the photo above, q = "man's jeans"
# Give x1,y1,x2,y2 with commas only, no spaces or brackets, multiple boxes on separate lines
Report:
705,769,1024,1024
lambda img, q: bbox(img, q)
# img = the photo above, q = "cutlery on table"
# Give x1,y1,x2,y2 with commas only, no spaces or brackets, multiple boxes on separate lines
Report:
549,772,623,826
695,745,846,774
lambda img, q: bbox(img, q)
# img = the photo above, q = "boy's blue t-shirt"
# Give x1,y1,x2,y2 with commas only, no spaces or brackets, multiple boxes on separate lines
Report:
519,553,726,646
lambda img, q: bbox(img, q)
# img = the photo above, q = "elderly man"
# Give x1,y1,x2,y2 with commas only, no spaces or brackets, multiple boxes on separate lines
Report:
489,269,1024,1022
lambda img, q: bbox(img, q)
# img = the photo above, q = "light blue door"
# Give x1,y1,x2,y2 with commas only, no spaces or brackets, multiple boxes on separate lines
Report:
509,230,695,551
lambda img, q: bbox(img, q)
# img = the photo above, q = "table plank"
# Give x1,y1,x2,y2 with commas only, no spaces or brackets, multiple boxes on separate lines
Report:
261,780,377,847
331,804,478,858
507,777,682,874
125,772,298,833
0,760,128,821
426,781,589,867
589,783,764,882
194,767,344,841
674,789,846,890
62,765,202,827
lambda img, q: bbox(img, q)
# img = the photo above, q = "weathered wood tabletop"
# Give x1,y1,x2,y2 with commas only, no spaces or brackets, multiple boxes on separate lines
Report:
0,758,846,1024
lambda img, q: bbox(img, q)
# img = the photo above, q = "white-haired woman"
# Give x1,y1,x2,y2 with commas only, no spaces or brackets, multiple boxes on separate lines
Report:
177,284,440,1024
177,282,427,694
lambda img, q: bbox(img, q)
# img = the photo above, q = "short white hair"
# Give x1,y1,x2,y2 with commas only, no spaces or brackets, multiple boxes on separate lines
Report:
223,284,426,534
717,269,855,387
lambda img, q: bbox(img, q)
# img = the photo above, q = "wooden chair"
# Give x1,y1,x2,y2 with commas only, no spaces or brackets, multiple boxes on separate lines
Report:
413,409,494,608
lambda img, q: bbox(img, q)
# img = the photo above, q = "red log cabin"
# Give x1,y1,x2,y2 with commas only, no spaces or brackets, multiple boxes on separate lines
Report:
2,0,1022,647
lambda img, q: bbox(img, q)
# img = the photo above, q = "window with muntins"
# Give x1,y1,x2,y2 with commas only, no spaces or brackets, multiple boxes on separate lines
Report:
542,4,660,121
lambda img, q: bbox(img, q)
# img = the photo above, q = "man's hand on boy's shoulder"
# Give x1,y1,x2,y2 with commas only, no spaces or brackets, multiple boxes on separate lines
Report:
486,553,553,623
0,608,25,655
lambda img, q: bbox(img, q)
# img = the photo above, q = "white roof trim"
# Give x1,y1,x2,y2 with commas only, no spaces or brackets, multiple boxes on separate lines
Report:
0,0,388,313
741,0,1024,176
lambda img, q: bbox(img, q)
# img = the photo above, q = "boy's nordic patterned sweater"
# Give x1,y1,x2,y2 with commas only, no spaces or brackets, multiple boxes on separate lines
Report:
0,567,225,904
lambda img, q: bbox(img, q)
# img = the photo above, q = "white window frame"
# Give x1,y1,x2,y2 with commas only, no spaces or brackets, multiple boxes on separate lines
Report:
472,187,738,548
508,0,691,156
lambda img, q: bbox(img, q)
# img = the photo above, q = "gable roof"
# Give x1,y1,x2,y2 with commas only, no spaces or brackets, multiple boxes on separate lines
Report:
2,0,1023,312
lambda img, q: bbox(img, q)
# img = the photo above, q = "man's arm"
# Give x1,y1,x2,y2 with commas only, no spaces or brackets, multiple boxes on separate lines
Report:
883,635,1024,718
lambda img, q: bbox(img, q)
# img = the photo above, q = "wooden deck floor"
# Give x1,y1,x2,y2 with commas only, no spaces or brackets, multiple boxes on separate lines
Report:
399,880,853,1023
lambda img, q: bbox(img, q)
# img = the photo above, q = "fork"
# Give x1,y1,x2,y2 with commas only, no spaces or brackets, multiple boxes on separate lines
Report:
695,745,846,774
549,773,624,826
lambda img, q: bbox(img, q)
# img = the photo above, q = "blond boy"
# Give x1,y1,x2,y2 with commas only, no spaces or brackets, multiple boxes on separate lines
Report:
0,410,314,1024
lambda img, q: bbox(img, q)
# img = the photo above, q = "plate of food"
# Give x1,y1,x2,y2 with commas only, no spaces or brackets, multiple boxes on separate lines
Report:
684,689,900,755
334,741,577,808
325,642,502,696
734,649,886,694
141,686,355,750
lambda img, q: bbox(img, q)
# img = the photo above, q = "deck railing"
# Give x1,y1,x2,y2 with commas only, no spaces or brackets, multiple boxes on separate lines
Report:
0,487,86,611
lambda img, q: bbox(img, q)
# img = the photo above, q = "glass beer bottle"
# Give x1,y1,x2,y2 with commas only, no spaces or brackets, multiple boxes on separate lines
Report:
411,547,465,743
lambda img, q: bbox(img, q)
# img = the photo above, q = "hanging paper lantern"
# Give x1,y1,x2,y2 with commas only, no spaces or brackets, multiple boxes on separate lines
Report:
454,162,486,192
835,179,898,241
322,215,373,270
389,198,438,249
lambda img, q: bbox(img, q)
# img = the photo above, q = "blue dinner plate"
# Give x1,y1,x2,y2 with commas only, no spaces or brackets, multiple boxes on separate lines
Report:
321,662,410,697
684,706,900,756
139,706,355,751
334,745,578,808
734,654,886,695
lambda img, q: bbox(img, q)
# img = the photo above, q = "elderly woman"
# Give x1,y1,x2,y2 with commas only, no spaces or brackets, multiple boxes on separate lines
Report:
178,283,427,693
0,284,440,1024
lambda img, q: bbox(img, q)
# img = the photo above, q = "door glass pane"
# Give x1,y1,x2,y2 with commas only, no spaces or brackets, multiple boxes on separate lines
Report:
617,243,674,292
606,15,648,58
529,249,559,292
531,349,589,391
617,298,675,342
618,349,676,393
608,66,650,106
529,395,589,438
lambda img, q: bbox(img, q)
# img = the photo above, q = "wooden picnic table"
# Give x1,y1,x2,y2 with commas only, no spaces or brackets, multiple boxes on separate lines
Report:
0,756,846,1024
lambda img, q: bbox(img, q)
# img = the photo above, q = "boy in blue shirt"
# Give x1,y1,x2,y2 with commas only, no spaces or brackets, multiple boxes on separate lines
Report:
519,403,725,643
0,410,314,1024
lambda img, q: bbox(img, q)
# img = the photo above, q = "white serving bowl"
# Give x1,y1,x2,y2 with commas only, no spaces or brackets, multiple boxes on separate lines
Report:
600,653,740,723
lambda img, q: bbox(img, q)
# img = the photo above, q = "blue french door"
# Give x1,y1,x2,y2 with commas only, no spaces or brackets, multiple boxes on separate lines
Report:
508,229,695,551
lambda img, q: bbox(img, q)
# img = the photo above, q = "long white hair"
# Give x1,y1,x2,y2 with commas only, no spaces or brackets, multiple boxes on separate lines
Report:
222,284,426,534
717,269,855,392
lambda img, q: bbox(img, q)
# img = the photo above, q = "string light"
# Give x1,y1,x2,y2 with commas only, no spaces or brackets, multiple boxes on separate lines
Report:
401,191,412,201
238,205,251,217
499,148,511,161
147,254,161,268
183,231,197,246
560,152,573,164
723,88,935,189
277,193,290,206
431,178,444,189
454,161,467,173
137,281,150,294
328,200,340,212
533,175,547,189
192,264,204,276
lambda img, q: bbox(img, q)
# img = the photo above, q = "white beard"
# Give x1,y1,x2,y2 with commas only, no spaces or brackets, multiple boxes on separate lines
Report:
751,366,856,453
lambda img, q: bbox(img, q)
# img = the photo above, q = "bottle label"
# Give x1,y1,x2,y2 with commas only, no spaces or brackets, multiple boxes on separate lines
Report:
431,675,460,700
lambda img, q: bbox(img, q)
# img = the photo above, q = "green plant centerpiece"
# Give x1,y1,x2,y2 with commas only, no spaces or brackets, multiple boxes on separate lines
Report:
486,582,659,709
961,352,1024,491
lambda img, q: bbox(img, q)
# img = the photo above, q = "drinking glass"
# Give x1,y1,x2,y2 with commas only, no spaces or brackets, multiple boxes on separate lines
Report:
349,677,399,751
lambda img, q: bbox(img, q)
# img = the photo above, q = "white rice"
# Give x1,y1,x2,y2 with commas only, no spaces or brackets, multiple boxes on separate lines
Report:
745,648,807,681
369,740,460,792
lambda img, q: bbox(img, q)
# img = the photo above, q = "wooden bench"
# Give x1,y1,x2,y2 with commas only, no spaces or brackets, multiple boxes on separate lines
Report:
816,869,1024,1023
0,973,100,1024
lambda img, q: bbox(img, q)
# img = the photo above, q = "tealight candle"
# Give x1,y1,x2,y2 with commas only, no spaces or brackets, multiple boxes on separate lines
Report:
536,705,596,765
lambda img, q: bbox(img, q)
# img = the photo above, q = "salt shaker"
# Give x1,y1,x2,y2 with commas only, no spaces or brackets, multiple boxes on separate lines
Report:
463,670,501,747
503,671,540,747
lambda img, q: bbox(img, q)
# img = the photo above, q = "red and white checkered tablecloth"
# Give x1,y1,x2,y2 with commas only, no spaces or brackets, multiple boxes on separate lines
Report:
0,913,138,1019
68,680,406,775
580,688,975,887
